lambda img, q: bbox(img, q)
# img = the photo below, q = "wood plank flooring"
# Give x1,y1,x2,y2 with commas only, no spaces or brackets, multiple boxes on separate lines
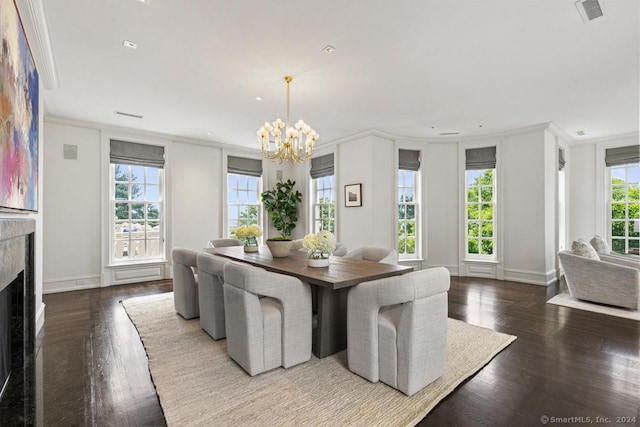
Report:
37,277,639,426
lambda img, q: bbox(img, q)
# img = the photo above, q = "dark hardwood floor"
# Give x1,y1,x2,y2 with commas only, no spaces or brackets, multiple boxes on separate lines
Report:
36,277,639,426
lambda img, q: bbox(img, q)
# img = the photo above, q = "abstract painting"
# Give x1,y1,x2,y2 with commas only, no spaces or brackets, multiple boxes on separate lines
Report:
0,0,39,212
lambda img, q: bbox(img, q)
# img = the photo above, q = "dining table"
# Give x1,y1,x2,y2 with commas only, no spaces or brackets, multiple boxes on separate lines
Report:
209,245,414,358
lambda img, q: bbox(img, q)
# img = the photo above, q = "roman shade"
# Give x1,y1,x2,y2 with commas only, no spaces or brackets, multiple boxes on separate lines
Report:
605,145,640,167
110,139,165,168
310,153,334,179
559,148,566,171
227,156,263,177
466,146,496,170
398,149,421,171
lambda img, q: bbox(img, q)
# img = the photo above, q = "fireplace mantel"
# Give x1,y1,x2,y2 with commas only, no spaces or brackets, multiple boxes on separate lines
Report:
0,219,35,291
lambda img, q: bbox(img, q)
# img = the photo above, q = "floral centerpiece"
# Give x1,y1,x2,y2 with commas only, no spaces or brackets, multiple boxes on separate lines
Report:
235,225,262,252
303,230,336,267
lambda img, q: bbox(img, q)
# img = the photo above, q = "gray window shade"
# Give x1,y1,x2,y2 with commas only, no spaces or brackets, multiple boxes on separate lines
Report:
605,145,640,167
310,153,334,179
399,149,421,171
466,146,496,170
227,156,263,177
559,148,566,171
110,139,165,168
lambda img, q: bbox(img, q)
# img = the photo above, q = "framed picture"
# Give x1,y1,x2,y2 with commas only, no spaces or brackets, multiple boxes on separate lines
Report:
0,0,40,212
344,184,362,207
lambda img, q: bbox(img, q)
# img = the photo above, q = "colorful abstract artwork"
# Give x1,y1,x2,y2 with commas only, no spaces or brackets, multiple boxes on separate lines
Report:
0,0,39,212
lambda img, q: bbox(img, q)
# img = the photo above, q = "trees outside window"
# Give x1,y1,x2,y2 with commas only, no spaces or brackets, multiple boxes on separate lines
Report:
312,175,335,233
112,164,163,261
609,163,640,253
228,173,261,238
466,169,495,258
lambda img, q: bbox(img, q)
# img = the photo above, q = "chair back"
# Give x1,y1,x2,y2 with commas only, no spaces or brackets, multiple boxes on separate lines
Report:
345,247,398,264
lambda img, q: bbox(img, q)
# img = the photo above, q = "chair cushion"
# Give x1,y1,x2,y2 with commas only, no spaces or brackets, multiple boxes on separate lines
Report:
590,235,610,254
571,239,600,260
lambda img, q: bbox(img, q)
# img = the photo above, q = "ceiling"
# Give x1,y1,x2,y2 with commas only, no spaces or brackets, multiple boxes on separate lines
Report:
40,0,639,148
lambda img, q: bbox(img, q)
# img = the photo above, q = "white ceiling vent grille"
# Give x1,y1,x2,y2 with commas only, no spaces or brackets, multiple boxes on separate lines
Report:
575,0,603,23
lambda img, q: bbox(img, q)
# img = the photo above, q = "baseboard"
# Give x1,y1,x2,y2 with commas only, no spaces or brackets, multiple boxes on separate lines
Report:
503,268,553,286
43,275,102,294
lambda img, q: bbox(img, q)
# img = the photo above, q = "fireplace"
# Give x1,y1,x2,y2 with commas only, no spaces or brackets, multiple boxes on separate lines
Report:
0,219,36,425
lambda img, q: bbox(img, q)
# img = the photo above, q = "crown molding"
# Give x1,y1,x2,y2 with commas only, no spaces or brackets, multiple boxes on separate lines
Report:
16,0,59,89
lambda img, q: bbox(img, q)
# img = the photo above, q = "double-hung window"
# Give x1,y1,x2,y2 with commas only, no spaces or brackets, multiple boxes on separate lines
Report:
110,140,165,263
606,145,640,254
398,149,420,259
310,153,335,233
227,156,263,238
465,146,496,259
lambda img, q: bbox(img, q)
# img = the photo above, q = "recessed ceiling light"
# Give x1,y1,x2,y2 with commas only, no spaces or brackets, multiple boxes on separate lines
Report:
576,130,586,136
207,131,213,135
322,45,336,53
478,125,484,128
123,40,137,49
138,0,151,4
255,97,263,101
115,111,143,119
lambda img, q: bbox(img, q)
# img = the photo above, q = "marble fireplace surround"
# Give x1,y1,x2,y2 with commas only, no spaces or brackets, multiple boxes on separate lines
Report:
0,218,36,425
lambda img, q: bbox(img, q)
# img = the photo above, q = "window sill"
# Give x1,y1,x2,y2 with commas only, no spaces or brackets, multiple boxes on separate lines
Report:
462,258,499,264
107,259,167,268
399,258,424,263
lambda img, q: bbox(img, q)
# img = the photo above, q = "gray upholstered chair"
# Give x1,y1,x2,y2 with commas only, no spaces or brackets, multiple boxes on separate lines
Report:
559,248,639,310
172,248,199,319
590,235,640,261
291,239,304,251
333,242,348,257
347,267,450,396
345,246,398,264
196,252,228,340
207,238,243,248
223,262,312,376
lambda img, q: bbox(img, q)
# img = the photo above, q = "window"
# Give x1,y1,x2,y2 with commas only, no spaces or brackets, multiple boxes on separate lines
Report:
398,149,420,259
310,153,335,233
312,175,335,233
608,162,639,254
227,156,262,238
110,140,165,263
465,146,496,259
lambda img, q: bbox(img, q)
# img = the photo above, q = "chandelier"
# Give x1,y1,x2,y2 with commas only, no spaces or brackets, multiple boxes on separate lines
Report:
257,75,319,163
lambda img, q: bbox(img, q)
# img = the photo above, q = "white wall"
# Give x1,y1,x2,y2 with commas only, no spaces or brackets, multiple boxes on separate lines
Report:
568,143,596,241
424,142,459,272
43,123,102,292
170,142,223,251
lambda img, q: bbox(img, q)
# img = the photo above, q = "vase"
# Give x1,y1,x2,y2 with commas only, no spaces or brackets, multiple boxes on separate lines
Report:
308,257,330,268
243,245,259,253
265,240,293,258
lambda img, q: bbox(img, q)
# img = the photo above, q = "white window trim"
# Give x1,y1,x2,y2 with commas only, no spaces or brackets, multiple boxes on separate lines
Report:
397,169,421,260
393,144,424,262
464,168,497,261
226,172,263,240
311,175,336,234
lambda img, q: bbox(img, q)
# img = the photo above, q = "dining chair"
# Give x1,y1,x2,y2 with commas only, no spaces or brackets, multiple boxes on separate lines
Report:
347,267,450,396
207,238,243,248
222,262,312,376
333,242,348,257
196,252,229,339
344,247,398,264
291,239,304,251
172,248,200,319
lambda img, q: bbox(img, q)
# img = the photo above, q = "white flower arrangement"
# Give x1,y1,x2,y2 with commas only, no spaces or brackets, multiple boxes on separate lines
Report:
302,230,336,259
235,225,262,246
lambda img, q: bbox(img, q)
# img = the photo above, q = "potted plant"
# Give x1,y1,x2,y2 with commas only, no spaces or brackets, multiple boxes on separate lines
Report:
303,230,337,267
234,225,262,253
261,179,302,257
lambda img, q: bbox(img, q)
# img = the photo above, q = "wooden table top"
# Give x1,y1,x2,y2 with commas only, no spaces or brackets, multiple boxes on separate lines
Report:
210,246,413,290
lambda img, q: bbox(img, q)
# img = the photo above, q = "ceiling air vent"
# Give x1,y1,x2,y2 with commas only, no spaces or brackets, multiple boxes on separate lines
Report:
439,132,460,136
575,0,603,23
115,111,143,119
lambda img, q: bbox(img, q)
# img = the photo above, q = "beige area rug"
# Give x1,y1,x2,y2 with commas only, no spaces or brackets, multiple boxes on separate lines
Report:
122,293,516,427
548,292,640,321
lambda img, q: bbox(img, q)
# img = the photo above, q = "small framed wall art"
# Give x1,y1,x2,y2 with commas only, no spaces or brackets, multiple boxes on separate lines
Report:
344,183,362,207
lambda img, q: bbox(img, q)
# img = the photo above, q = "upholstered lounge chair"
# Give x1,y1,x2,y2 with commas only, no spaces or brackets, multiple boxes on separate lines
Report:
172,248,199,319
196,252,228,340
207,238,243,248
344,247,398,264
558,249,639,310
223,262,312,376
347,267,450,396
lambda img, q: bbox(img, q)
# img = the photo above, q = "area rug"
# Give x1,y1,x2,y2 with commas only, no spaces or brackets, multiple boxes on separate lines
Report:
122,293,516,427
548,292,640,321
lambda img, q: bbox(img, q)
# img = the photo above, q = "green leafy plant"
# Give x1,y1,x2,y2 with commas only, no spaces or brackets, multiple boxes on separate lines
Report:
261,179,303,239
